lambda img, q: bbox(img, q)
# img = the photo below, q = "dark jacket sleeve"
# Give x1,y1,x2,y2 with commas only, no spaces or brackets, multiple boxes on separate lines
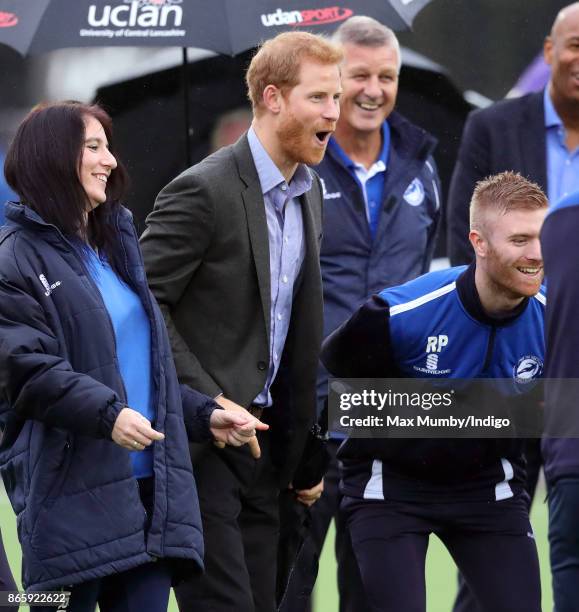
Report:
542,206,579,380
140,170,222,399
321,295,398,378
0,259,124,439
422,154,442,274
447,110,490,266
179,384,218,442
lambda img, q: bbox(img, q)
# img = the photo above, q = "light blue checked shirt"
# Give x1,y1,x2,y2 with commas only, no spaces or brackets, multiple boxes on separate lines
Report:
247,127,311,407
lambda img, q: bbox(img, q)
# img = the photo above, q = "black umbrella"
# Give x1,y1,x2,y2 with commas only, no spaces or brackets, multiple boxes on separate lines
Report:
0,0,432,55
0,0,433,164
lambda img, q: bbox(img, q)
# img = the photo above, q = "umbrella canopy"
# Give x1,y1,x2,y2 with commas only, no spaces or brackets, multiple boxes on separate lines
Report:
0,0,432,57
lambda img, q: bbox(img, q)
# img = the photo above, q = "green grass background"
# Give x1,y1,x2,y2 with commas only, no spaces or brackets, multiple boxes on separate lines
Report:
1,486,552,611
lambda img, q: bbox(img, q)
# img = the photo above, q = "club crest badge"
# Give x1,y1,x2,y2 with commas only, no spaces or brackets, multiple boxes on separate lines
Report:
403,178,425,207
513,355,543,383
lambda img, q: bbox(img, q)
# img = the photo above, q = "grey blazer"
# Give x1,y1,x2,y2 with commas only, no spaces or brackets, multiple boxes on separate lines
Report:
140,134,324,484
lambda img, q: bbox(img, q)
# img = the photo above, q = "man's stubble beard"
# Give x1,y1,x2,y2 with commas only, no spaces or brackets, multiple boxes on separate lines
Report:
276,111,325,167
485,242,543,301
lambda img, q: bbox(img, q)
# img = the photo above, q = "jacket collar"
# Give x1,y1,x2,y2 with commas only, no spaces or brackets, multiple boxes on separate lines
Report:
5,200,50,228
5,200,133,233
323,111,437,173
5,201,138,277
456,262,529,326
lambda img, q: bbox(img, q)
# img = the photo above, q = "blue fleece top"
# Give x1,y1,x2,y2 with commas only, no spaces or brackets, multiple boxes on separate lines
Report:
86,249,154,478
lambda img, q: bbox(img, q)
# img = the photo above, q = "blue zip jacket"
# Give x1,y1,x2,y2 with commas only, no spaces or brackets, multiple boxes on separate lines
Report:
541,191,579,484
0,202,215,591
322,265,546,502
315,112,441,348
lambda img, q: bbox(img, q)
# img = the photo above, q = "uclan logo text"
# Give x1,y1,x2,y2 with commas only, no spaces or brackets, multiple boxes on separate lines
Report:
88,0,182,28
261,7,353,27
0,11,18,28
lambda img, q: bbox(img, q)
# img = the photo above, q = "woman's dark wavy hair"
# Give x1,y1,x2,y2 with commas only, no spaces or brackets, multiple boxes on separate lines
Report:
4,101,129,273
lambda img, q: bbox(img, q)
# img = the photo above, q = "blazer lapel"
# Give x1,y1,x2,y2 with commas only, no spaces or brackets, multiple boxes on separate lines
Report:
518,91,547,192
234,136,271,341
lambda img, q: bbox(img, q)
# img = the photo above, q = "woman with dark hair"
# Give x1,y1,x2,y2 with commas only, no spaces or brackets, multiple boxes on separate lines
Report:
0,101,267,612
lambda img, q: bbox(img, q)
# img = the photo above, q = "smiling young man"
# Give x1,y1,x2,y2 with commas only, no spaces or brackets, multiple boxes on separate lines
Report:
283,16,440,612
321,172,546,612
140,32,342,612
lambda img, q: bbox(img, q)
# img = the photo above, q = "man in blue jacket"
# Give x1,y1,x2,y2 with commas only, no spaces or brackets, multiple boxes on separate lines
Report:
541,190,579,611
284,15,441,612
322,172,546,612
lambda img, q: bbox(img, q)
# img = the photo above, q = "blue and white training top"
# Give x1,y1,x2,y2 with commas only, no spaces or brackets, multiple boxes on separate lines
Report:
322,264,546,503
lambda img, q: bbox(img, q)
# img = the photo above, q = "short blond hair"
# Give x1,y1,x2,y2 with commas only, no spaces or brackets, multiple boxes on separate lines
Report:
246,31,343,114
470,171,548,232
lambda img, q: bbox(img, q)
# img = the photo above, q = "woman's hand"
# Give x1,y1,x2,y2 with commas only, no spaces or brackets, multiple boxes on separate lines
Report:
112,407,165,451
209,408,269,453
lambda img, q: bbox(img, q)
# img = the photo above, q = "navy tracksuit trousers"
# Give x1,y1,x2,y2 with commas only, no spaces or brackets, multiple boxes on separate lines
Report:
342,493,541,612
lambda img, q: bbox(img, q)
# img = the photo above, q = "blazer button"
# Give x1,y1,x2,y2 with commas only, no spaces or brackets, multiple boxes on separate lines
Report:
257,361,267,371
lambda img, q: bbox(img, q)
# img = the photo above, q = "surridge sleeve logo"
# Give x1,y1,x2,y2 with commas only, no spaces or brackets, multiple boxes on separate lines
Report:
320,178,341,200
39,274,62,297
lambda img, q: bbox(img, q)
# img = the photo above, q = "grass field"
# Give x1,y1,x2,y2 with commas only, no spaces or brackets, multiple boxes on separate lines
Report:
1,486,552,611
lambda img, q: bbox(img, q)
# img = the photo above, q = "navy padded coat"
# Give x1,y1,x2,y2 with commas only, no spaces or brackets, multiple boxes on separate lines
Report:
0,202,213,591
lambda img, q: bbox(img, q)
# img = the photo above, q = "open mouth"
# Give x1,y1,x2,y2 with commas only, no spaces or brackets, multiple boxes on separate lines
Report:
315,131,332,145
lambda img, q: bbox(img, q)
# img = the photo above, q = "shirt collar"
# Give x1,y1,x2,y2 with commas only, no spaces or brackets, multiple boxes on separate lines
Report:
328,122,390,172
247,126,312,198
544,86,563,129
289,163,313,200
247,126,285,195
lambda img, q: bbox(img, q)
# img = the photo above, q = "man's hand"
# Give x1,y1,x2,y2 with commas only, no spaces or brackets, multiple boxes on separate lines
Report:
210,409,269,449
293,479,324,507
214,396,264,459
112,407,165,450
